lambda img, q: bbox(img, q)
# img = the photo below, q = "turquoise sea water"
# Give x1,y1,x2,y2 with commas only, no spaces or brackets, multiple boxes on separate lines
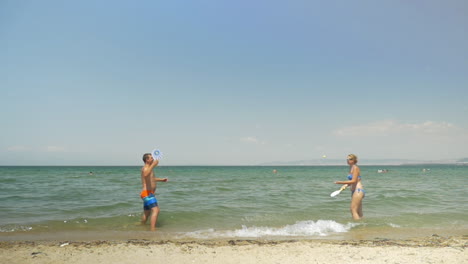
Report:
0,165,467,240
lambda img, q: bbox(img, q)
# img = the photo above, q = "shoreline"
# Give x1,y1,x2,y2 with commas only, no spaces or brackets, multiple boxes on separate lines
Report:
1,236,466,264
1,225,466,242
2,234,467,247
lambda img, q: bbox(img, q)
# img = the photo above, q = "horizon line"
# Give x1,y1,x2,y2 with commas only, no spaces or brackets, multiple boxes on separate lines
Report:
1,162,466,167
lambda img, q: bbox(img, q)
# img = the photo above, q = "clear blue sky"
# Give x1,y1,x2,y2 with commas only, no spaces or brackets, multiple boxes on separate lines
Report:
1,0,467,165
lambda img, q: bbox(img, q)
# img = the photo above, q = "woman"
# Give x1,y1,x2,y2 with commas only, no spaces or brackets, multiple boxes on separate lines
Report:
335,154,365,220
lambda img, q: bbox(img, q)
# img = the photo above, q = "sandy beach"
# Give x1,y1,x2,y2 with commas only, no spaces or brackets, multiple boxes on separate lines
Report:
1,236,466,264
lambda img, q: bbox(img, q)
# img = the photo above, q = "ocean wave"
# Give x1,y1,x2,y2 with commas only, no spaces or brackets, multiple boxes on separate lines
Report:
0,224,33,232
180,220,358,239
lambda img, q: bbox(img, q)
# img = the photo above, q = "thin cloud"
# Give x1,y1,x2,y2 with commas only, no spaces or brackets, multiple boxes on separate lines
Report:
240,137,259,143
7,145,30,152
45,146,66,152
333,120,458,137
328,120,468,160
240,137,266,145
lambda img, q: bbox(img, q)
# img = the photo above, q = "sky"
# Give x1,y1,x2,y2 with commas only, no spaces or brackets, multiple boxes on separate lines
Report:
1,0,467,165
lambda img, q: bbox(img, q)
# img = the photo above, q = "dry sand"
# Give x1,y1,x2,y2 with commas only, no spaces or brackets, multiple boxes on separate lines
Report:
1,236,466,264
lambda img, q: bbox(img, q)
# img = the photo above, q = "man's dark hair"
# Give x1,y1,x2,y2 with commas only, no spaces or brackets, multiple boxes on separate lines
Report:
142,153,152,163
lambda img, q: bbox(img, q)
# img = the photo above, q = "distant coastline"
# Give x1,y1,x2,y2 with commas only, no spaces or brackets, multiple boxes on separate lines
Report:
259,158,468,166
1,158,467,167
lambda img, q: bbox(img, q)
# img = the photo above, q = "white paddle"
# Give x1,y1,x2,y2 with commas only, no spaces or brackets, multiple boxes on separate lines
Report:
330,184,348,197
151,149,163,160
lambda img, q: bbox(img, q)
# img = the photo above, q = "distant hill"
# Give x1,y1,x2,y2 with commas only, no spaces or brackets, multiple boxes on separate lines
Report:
457,158,468,163
259,158,460,166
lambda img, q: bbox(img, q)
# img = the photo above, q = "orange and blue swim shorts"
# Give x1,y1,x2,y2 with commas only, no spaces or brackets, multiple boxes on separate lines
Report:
140,190,158,210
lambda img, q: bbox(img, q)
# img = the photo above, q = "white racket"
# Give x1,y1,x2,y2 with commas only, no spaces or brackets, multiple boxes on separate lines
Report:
330,185,348,197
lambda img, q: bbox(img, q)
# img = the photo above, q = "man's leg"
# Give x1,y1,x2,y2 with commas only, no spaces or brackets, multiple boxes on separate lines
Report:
150,206,160,231
141,209,151,224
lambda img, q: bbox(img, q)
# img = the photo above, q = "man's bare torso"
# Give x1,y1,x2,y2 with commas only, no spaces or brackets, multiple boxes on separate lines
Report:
141,165,157,193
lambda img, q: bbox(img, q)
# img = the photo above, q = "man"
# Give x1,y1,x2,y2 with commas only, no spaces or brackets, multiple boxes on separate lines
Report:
141,153,168,231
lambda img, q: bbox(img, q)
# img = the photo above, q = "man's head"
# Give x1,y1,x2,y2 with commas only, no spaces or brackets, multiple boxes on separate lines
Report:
142,153,153,164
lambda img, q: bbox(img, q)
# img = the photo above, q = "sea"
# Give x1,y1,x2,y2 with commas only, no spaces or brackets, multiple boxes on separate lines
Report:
0,165,467,241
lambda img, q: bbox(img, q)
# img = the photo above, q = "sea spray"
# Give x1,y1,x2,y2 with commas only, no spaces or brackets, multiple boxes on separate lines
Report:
179,220,359,239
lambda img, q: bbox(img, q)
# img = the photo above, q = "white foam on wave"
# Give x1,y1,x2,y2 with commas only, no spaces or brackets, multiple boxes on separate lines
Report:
180,220,358,239
0,225,33,232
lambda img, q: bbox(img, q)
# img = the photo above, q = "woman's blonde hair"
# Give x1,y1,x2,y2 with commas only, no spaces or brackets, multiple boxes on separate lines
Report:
347,154,358,163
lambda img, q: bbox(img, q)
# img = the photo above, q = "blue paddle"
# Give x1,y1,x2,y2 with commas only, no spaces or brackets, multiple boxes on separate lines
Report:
151,149,163,160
